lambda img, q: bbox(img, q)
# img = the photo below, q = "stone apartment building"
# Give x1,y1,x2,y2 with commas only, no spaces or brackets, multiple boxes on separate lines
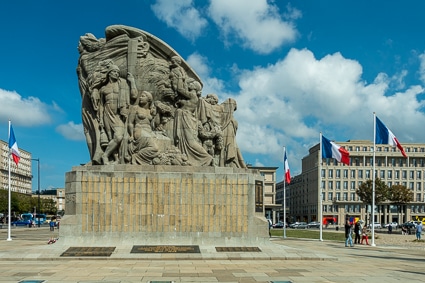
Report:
0,140,32,195
277,140,425,226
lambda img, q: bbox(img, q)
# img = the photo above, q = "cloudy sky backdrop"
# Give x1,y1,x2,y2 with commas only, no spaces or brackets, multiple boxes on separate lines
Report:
1,0,425,190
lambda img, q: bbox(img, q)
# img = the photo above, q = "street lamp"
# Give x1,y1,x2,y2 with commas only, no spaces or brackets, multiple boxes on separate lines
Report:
32,158,40,227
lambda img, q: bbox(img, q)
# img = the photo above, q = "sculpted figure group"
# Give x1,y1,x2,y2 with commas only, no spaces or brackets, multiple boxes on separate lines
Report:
77,25,245,168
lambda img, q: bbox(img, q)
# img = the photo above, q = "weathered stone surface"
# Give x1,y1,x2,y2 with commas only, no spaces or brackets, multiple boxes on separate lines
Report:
77,25,245,168
60,165,268,246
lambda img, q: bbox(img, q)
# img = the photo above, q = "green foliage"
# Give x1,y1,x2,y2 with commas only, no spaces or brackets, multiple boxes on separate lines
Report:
0,190,57,215
388,184,413,205
356,178,389,205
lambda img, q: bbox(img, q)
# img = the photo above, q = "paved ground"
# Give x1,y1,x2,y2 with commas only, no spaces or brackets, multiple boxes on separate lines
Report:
0,226,424,283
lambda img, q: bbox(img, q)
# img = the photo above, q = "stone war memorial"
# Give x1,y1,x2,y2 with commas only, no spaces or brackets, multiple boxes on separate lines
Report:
60,25,268,247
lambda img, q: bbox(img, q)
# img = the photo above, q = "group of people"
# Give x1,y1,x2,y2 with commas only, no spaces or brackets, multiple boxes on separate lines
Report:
345,219,424,246
345,219,369,247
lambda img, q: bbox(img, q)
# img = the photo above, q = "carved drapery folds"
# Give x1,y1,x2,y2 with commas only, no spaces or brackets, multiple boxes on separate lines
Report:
77,25,246,168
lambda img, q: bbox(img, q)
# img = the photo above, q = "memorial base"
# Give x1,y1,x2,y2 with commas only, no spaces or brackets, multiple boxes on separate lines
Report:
60,165,268,246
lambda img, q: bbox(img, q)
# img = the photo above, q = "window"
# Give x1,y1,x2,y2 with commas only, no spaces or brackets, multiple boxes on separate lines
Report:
354,158,359,166
351,170,356,178
356,146,360,151
417,183,421,191
343,170,348,178
336,169,341,178
351,193,356,201
409,171,414,179
343,192,348,201
336,181,341,190
366,170,371,179
417,193,421,202
344,181,348,190
388,182,392,187
380,170,385,179
417,171,422,179
412,158,417,167
391,158,395,166
399,159,403,167
395,170,400,179
402,171,407,179
321,169,325,178
336,192,340,200
328,192,333,201
351,181,355,190
358,170,363,178
363,146,367,151
387,170,392,179
409,182,414,190
328,181,333,189
328,169,333,178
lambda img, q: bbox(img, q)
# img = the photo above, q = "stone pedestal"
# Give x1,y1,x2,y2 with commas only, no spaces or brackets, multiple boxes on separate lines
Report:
60,165,268,246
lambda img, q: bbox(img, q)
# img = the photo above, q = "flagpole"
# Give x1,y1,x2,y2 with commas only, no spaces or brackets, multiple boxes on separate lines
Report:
283,146,287,239
7,121,12,241
372,113,376,246
319,132,323,241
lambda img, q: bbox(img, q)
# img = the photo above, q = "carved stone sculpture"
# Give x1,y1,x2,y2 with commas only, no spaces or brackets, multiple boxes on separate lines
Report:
77,25,246,168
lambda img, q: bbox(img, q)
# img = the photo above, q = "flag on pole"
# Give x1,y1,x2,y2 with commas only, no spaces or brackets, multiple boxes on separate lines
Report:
375,116,407,158
284,150,291,184
321,135,350,165
8,124,20,166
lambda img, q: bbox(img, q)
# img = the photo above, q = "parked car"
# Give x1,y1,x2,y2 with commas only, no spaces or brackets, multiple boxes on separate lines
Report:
401,222,416,229
307,221,321,228
383,222,398,228
272,222,286,228
290,222,308,229
12,219,32,226
368,222,382,229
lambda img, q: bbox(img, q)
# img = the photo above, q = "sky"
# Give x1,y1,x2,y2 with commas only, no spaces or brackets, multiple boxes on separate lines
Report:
2,0,425,191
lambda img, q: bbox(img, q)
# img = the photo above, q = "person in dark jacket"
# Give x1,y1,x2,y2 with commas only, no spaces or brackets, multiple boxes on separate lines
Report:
345,219,353,247
354,221,361,244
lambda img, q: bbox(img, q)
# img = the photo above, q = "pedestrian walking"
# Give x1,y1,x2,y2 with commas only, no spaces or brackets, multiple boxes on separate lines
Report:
354,221,361,244
360,226,369,245
416,222,423,240
345,219,353,247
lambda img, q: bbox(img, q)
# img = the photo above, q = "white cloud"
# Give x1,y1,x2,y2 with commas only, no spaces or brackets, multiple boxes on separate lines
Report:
151,0,208,40
186,52,226,98
56,122,85,141
208,0,300,54
0,89,51,126
219,48,424,171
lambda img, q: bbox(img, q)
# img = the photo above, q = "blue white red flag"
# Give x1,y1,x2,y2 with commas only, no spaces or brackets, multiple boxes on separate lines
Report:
9,124,20,166
284,150,291,184
322,135,350,165
375,116,407,158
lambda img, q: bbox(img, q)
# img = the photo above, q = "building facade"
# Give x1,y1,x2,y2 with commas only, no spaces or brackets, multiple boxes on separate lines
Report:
280,140,425,226
0,140,32,195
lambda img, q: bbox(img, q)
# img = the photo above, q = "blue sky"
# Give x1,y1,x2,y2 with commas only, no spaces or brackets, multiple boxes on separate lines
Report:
1,0,425,191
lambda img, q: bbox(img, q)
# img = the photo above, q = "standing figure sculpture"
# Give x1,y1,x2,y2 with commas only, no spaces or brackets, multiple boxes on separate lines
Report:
98,63,138,164
173,78,213,166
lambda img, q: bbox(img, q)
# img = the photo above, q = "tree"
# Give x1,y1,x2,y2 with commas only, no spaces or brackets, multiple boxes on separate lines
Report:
356,178,389,223
388,184,413,224
356,178,389,205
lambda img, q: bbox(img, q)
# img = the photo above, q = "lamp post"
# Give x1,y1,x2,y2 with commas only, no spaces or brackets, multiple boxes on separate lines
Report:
32,158,40,227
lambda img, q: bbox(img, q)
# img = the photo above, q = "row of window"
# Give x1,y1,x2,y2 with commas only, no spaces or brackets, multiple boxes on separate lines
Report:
346,146,425,153
321,191,425,202
322,179,425,191
322,204,425,214
322,169,425,180
324,157,425,167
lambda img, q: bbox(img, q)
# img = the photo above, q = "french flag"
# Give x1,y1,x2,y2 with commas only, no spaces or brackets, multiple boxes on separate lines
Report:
322,135,350,165
375,116,407,158
9,124,20,166
284,150,291,184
